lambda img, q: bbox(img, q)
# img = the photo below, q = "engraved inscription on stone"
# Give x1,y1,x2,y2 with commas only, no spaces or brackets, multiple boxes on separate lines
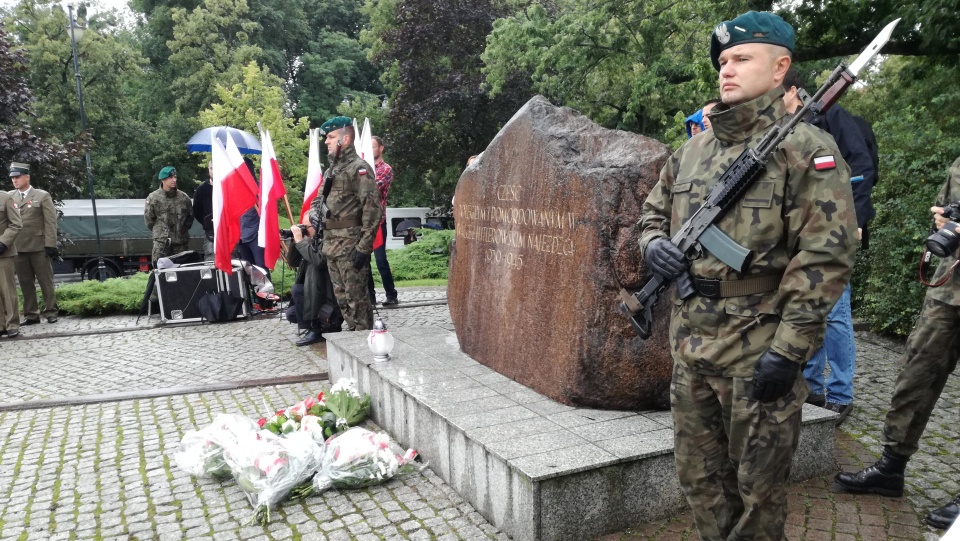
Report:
448,95,675,410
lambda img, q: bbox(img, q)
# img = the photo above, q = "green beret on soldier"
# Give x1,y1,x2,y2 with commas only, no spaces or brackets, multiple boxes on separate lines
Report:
310,117,382,331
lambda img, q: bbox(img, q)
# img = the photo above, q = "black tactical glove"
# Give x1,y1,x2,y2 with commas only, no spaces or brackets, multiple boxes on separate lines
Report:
45,247,59,258
0,242,5,256
352,249,370,270
675,270,696,300
309,209,322,232
752,349,800,402
645,237,687,280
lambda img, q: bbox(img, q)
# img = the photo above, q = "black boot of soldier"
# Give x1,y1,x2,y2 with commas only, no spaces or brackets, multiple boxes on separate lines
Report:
834,446,907,497
926,494,960,530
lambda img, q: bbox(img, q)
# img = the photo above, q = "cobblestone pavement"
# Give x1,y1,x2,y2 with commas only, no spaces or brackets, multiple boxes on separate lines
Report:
0,287,956,540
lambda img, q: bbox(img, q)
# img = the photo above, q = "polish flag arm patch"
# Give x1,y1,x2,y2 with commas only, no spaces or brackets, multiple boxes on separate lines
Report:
813,155,837,171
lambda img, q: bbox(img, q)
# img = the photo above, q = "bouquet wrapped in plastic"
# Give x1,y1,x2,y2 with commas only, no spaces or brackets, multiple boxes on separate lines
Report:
294,427,425,498
224,430,324,524
174,414,259,480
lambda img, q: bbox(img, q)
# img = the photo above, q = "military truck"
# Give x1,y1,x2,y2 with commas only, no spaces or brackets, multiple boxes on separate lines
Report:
56,199,205,280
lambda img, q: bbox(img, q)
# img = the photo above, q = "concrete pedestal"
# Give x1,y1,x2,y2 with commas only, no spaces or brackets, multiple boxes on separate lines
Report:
326,327,838,541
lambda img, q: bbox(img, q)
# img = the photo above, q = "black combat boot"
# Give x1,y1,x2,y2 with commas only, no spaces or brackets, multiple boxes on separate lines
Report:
926,494,960,530
834,446,907,497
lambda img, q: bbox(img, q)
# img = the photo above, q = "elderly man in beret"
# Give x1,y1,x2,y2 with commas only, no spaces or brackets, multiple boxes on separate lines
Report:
144,166,193,266
0,163,24,337
9,161,59,325
309,116,382,331
637,11,856,539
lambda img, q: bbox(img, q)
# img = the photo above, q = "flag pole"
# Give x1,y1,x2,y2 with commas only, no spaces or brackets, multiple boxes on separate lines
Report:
283,194,295,225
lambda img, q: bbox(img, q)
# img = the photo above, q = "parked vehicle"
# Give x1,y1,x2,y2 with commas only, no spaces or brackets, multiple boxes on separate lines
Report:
384,207,454,249
56,199,205,280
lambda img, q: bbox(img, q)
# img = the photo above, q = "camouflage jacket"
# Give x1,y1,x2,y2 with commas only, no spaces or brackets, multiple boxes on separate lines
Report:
144,188,193,244
926,156,960,306
639,88,858,376
313,144,381,258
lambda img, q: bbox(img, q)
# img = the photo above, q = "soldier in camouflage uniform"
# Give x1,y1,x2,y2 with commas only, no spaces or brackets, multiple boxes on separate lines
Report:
638,12,857,540
144,166,193,266
835,157,960,530
311,117,381,331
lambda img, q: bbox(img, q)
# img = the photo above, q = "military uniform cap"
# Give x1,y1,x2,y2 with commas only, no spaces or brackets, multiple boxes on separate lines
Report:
9,162,30,177
319,116,353,135
710,11,795,70
158,166,177,180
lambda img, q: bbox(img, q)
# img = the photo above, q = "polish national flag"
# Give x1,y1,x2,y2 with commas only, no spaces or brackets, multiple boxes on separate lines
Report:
211,134,258,274
300,128,323,223
257,129,287,270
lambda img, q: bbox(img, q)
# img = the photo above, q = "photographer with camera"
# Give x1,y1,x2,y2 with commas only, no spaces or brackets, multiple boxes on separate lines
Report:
834,157,960,530
283,213,343,346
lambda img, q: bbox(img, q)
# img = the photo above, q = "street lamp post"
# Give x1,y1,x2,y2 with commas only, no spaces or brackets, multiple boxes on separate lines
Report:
67,3,107,282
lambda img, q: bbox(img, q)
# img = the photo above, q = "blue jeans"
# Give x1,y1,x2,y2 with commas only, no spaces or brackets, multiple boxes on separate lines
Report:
803,284,856,405
366,222,397,300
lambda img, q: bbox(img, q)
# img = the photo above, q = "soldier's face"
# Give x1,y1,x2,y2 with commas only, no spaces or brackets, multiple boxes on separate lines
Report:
162,175,177,191
717,43,790,106
324,129,353,155
10,174,28,191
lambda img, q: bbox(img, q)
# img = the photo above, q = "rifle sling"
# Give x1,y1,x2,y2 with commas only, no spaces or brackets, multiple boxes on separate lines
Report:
692,272,782,299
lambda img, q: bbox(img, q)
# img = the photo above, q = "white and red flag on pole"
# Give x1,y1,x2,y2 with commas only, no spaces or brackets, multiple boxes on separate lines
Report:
300,128,323,223
257,129,287,270
211,134,258,273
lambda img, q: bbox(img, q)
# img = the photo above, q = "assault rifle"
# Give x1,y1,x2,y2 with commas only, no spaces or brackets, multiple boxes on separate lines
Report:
621,18,901,339
311,126,346,250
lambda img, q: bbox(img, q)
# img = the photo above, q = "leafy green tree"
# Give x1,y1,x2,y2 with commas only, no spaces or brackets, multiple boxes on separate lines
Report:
483,0,752,138
363,0,530,207
4,1,156,197
198,61,309,214
166,0,261,115
0,23,84,198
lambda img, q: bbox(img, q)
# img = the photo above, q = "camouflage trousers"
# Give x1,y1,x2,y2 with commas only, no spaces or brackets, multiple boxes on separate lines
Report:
327,254,373,331
671,362,806,541
152,240,189,266
882,297,960,457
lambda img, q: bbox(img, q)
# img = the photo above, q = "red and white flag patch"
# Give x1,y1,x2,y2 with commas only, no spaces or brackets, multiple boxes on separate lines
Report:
814,155,836,171
358,169,367,175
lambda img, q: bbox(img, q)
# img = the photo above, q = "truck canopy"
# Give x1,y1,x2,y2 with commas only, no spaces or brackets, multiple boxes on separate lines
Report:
60,199,203,239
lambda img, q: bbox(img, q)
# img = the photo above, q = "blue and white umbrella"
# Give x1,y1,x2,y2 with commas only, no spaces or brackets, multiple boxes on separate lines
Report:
186,126,262,155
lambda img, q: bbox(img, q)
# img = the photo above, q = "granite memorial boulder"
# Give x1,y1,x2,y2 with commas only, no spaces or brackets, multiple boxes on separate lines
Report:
448,95,675,410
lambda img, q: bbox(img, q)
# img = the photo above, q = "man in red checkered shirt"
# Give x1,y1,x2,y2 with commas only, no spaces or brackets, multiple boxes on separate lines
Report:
368,136,398,305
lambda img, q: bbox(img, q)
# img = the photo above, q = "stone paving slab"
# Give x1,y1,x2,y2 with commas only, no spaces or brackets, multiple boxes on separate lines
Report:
0,318,324,405
0,383,508,541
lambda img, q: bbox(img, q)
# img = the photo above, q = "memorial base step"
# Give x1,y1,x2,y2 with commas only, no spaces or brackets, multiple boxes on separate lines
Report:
326,327,838,541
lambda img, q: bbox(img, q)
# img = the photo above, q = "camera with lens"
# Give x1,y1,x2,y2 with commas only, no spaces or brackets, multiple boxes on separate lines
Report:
926,202,960,258
279,224,309,240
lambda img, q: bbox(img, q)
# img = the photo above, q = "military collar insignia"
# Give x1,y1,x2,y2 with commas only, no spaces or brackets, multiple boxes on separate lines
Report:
715,23,730,45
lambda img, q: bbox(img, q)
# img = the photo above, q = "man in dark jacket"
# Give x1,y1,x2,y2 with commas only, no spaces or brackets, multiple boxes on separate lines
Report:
193,166,214,261
286,215,343,346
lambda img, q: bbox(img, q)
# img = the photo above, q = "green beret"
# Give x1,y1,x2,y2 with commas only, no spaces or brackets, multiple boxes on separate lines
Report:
158,166,177,180
319,116,353,135
710,11,794,70
9,161,30,177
